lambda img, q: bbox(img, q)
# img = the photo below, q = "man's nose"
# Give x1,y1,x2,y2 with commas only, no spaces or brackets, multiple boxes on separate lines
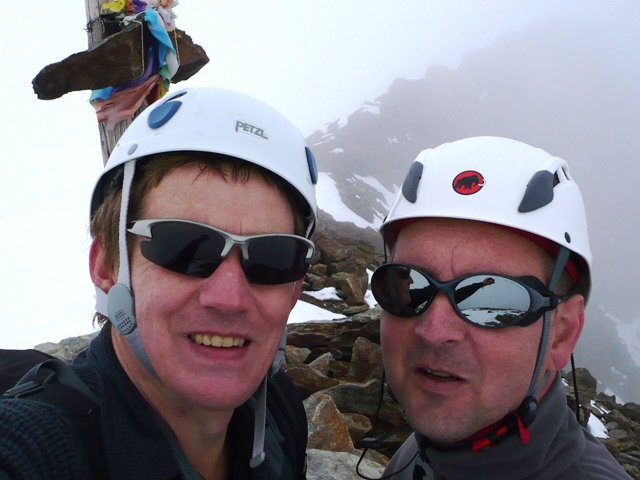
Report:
413,292,467,346
197,247,252,312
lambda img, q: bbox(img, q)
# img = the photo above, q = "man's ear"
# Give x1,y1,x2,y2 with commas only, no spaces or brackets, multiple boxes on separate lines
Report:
548,294,585,371
90,237,117,294
290,279,304,309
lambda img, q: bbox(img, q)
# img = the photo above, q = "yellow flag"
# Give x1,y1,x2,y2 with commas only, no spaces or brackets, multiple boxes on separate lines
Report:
101,0,127,13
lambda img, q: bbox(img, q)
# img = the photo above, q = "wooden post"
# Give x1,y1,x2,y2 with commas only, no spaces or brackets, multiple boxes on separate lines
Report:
85,0,145,166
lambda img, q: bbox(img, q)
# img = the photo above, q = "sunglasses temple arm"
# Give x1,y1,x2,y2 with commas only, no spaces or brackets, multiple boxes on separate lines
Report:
525,247,571,399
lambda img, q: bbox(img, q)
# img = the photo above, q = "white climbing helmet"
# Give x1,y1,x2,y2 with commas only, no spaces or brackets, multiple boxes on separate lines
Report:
91,86,319,236
382,136,592,301
89,87,316,469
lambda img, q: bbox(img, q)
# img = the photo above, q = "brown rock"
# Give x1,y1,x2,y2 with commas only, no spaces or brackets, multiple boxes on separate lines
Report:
349,337,384,383
327,317,381,360
355,448,391,468
307,347,345,362
314,233,354,264
304,393,354,452
329,261,370,295
311,276,337,291
604,410,633,432
609,429,630,441
328,360,351,380
341,412,372,444
287,330,331,348
333,272,366,306
285,365,340,400
298,293,330,309
323,380,408,430
342,305,372,315
284,345,311,366
309,264,328,277
574,367,598,403
309,352,334,376
621,403,640,423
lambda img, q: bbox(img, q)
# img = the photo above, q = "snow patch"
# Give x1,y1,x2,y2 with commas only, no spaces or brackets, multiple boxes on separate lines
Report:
330,148,344,154
387,136,399,145
304,287,342,301
288,299,346,324
364,290,377,309
358,104,381,115
316,173,377,229
590,399,610,415
587,414,609,439
313,133,336,146
352,174,398,210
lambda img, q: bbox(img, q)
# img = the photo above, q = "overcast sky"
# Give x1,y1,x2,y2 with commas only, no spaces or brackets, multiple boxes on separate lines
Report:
0,1,633,349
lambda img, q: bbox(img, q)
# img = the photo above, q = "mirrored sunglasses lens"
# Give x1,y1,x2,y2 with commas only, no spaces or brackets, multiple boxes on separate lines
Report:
244,237,310,285
140,222,226,278
455,275,531,327
372,265,435,317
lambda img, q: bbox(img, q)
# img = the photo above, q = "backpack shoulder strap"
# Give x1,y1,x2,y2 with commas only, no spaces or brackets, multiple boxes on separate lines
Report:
0,351,108,480
267,369,308,479
0,348,56,394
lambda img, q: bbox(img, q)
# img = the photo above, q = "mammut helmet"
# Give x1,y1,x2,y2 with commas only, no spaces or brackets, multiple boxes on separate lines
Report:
91,86,319,237
382,136,592,302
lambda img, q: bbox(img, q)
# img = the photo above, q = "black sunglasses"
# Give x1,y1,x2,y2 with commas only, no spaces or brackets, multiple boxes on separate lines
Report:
371,263,559,328
127,219,315,285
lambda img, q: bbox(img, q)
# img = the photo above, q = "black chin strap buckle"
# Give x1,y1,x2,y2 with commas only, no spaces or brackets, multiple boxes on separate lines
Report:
518,395,538,429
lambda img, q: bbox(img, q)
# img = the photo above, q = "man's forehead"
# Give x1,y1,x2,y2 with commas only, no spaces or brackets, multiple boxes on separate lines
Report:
391,218,556,274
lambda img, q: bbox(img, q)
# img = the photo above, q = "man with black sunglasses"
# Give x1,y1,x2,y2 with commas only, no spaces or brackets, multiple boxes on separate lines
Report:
0,88,317,479
373,137,630,479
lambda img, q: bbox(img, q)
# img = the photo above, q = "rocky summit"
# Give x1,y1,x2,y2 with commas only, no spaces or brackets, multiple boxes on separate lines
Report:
34,229,640,480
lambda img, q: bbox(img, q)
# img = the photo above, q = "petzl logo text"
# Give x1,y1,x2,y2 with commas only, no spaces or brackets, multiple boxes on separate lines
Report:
235,121,268,140
452,171,485,195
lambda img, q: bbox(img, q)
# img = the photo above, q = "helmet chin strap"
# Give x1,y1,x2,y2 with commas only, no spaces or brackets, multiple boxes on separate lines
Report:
518,246,570,426
250,328,287,468
100,160,158,379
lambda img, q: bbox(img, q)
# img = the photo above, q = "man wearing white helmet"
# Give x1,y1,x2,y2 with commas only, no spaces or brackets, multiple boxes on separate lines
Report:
0,87,317,479
371,137,630,479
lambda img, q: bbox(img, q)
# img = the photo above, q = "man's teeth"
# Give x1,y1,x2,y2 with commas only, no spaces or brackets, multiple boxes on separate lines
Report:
422,368,455,379
192,334,246,348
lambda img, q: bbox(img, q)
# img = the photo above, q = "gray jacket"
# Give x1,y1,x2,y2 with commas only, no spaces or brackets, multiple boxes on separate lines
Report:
383,375,630,479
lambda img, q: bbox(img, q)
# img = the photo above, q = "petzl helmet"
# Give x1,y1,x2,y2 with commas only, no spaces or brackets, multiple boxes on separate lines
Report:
91,86,319,237
382,136,592,302
89,88,318,468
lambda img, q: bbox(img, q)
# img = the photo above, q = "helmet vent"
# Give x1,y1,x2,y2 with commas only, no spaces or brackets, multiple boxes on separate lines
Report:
164,91,187,102
305,147,318,185
147,100,183,129
402,161,423,203
565,232,571,243
518,170,554,213
127,144,138,156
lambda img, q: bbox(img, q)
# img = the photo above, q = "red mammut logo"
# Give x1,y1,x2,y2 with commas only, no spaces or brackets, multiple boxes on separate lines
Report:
453,171,485,195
